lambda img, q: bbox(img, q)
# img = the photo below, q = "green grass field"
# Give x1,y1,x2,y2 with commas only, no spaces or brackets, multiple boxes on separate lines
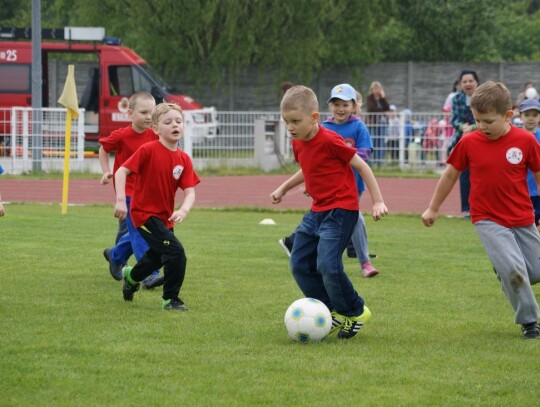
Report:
1,204,540,406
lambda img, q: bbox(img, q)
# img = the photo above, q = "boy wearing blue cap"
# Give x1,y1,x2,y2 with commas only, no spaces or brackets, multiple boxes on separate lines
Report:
321,83,379,277
519,98,540,230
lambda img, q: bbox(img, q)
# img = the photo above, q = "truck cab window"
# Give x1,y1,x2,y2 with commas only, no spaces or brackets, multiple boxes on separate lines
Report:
108,64,166,102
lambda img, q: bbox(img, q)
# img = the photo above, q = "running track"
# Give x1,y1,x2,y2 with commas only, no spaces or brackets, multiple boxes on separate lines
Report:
0,175,461,216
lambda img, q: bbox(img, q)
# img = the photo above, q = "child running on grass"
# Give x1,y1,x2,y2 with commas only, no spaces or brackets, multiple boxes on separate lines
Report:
422,81,540,339
270,85,388,339
114,102,200,310
99,92,163,289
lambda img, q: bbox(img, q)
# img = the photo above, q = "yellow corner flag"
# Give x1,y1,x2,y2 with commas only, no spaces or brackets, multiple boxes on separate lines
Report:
58,65,79,119
58,65,79,214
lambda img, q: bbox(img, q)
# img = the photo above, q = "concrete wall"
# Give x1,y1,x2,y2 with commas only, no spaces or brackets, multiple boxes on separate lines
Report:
174,61,540,113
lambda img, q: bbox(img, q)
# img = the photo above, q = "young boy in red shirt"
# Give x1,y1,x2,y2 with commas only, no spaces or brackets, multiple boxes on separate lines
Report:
99,92,162,288
114,102,200,310
422,81,540,339
270,85,388,339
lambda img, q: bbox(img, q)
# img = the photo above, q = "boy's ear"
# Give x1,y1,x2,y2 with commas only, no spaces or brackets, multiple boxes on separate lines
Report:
312,112,320,122
505,110,514,121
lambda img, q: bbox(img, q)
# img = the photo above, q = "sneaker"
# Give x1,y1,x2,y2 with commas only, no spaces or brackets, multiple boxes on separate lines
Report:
122,266,140,301
142,273,164,290
337,306,372,340
103,248,123,281
330,311,345,335
162,298,188,311
522,322,540,339
362,262,379,278
369,253,378,259
278,237,293,257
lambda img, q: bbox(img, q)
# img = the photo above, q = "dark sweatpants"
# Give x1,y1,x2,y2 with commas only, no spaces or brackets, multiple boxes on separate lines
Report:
130,216,186,301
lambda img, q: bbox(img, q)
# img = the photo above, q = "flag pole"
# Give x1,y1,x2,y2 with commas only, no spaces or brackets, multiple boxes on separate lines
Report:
57,64,79,215
61,109,72,214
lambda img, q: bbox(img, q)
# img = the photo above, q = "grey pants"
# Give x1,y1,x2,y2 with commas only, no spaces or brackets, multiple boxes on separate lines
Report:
474,220,540,324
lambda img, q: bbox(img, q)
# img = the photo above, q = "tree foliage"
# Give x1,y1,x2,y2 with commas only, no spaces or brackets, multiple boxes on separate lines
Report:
3,0,540,87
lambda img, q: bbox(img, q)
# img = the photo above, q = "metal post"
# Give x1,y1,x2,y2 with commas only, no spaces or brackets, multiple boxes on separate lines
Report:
31,0,43,172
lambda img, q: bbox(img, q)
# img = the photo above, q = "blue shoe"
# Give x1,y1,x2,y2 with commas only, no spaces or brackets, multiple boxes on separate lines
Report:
103,248,122,281
142,273,164,290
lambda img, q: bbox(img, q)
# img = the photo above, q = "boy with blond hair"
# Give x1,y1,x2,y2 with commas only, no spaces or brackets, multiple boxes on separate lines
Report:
422,81,540,339
270,85,388,339
99,92,162,288
115,103,200,310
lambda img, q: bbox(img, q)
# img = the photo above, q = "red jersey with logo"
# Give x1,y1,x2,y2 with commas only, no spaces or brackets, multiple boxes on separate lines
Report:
292,126,359,212
99,126,158,196
448,125,540,227
122,140,200,229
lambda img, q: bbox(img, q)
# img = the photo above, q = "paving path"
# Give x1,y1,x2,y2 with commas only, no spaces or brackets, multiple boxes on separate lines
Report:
0,175,461,216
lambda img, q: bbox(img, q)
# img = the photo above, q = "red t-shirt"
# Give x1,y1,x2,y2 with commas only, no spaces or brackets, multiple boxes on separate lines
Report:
99,126,158,196
292,126,359,212
122,140,200,229
448,125,540,227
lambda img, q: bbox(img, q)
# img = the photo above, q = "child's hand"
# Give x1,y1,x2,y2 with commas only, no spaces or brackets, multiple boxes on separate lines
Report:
372,202,388,221
270,188,285,204
100,172,113,185
169,210,187,223
114,201,128,221
421,208,437,227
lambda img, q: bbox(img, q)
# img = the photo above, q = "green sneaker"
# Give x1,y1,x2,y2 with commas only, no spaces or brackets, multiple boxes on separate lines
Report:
330,311,345,335
162,298,188,311
337,306,372,340
122,266,140,301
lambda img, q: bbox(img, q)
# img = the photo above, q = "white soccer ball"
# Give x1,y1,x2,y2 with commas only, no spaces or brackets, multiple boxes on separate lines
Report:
284,298,332,342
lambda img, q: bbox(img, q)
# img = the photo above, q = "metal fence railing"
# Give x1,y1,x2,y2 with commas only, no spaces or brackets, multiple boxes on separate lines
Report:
0,108,460,174
0,107,85,174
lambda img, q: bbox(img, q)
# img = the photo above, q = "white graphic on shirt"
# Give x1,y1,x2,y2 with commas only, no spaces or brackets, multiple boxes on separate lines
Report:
173,165,184,180
506,147,523,164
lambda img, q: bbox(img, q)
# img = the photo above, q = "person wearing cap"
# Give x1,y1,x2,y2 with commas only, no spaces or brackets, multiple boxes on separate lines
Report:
519,98,540,230
422,81,540,339
321,83,380,277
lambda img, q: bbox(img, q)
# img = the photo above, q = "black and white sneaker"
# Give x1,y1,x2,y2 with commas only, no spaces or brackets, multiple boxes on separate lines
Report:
522,322,540,339
278,237,293,257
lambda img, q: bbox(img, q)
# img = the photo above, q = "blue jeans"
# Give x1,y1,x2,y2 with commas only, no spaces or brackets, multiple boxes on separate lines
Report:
290,208,365,317
460,169,471,213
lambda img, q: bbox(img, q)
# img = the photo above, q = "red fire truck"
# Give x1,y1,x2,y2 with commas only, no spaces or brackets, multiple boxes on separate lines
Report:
0,27,214,147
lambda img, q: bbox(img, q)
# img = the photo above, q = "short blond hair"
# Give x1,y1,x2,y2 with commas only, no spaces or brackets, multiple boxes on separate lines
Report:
470,81,512,115
280,85,319,114
128,91,155,110
152,102,183,125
